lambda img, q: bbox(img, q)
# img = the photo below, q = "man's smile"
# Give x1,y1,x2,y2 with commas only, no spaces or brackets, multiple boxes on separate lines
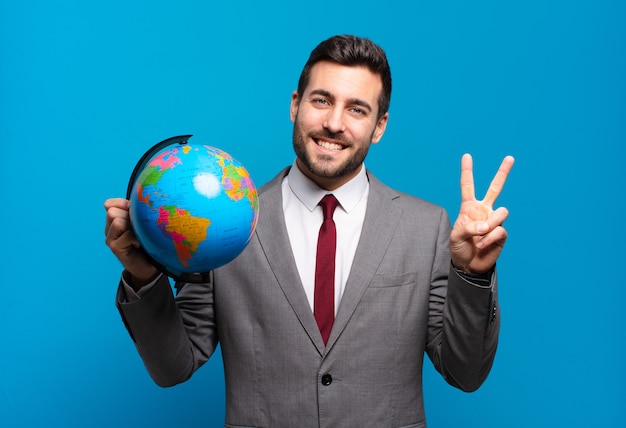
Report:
314,137,347,152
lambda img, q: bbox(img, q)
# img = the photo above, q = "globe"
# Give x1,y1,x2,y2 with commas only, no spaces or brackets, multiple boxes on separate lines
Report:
127,135,259,282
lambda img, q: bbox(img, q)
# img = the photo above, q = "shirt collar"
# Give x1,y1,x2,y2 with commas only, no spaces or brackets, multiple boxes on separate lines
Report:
286,161,369,213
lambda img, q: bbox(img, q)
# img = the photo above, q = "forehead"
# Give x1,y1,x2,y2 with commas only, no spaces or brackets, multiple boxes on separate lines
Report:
304,61,383,107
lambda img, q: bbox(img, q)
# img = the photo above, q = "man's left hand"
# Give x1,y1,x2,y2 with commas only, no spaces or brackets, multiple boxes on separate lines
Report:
450,154,515,274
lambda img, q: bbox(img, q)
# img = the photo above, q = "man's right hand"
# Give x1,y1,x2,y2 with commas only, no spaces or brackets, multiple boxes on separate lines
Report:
104,198,160,290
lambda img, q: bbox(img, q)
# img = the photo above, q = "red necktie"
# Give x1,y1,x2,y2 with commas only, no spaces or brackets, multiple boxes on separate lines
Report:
314,194,339,345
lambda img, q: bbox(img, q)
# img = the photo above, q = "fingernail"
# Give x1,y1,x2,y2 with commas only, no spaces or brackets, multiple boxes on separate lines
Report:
477,222,488,233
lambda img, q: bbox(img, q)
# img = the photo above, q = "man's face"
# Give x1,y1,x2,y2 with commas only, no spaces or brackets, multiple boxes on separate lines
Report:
290,61,389,190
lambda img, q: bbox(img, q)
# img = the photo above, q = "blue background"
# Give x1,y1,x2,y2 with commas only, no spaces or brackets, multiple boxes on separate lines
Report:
1,0,624,427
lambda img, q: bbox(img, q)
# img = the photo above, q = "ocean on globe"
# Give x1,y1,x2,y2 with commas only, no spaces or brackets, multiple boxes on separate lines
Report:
128,136,259,282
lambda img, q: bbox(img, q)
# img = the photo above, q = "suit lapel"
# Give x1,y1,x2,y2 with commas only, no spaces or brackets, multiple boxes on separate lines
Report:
255,168,328,354
326,172,402,350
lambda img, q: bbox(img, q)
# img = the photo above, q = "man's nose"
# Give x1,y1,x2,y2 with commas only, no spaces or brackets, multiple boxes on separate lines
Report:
323,107,346,133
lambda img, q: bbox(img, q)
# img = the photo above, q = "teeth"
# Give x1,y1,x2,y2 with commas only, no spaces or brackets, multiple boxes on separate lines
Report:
318,140,343,151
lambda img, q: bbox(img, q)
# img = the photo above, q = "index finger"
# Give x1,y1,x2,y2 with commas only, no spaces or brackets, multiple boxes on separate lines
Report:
460,153,476,202
104,198,130,235
482,156,515,207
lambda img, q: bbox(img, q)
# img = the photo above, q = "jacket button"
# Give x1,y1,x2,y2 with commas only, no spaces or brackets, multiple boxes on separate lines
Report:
321,374,332,386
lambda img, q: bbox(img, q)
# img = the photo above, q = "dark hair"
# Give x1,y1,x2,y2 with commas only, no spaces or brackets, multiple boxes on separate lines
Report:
297,35,392,119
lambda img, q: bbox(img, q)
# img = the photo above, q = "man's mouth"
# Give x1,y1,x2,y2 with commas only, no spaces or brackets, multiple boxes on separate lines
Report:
315,138,345,151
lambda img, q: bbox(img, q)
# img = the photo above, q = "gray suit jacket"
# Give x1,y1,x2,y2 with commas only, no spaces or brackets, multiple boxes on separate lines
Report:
117,168,499,428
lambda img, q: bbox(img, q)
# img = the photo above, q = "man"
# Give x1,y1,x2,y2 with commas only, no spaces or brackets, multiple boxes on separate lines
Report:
105,35,514,427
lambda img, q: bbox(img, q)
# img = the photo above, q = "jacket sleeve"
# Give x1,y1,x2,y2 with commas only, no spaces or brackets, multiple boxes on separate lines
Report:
425,209,500,392
116,274,218,387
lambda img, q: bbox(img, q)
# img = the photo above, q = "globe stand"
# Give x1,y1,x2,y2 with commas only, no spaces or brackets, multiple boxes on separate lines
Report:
126,135,193,199
127,134,213,284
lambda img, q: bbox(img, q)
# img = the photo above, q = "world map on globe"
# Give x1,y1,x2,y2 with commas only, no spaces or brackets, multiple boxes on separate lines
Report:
128,141,259,280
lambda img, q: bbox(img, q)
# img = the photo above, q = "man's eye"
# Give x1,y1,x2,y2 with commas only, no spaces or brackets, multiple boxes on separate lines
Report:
313,98,328,105
351,107,366,115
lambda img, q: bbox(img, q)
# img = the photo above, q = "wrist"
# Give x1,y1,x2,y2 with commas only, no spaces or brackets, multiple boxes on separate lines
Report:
451,259,472,275
123,269,160,292
451,260,493,277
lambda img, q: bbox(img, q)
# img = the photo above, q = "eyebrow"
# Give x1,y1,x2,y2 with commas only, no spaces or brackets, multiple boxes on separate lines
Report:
309,89,373,112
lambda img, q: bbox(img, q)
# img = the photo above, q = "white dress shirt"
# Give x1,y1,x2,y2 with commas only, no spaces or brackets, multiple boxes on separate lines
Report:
282,162,369,316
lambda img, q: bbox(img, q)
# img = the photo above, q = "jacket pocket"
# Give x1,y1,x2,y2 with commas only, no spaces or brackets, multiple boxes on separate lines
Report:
369,272,418,288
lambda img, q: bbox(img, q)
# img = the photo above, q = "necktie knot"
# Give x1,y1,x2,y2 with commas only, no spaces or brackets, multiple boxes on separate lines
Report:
320,194,339,220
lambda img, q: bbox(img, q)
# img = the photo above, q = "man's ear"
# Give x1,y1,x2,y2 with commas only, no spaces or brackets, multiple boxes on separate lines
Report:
289,91,300,123
371,112,389,144
290,90,299,123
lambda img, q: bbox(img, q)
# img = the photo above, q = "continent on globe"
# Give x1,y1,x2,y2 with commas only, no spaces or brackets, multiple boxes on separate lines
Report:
127,135,259,282
157,205,211,269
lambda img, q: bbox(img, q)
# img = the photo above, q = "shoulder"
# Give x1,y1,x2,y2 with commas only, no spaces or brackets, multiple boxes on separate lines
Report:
367,169,447,218
258,167,291,196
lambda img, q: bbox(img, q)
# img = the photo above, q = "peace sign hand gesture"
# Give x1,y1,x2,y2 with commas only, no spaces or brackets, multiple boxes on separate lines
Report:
450,154,515,274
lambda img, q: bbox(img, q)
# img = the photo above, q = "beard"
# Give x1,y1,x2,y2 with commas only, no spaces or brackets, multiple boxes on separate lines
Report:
292,118,372,181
